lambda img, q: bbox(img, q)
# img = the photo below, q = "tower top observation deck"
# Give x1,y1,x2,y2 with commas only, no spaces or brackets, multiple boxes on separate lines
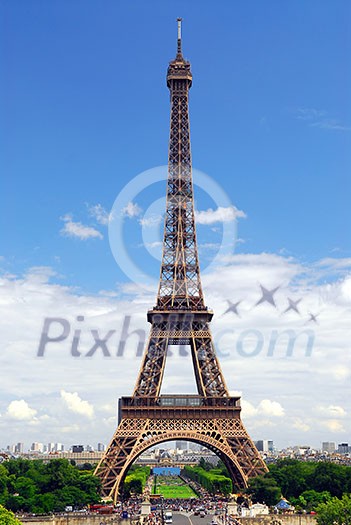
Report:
167,18,192,88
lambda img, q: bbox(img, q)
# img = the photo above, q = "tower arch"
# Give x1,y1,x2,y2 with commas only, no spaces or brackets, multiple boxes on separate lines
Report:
116,432,247,498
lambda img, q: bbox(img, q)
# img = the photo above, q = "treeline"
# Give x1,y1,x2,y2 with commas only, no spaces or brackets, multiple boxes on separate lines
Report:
248,459,351,510
0,458,101,514
182,466,232,495
184,458,351,511
123,466,150,496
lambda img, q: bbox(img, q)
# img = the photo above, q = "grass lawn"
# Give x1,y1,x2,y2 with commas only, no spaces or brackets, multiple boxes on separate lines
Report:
153,476,198,499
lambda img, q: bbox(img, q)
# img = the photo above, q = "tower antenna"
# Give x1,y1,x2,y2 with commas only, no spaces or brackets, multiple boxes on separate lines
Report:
177,17,182,56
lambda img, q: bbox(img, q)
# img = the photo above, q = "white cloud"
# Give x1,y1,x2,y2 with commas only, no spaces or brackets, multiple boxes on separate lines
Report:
195,206,246,225
331,365,350,381
229,390,242,397
60,424,80,434
311,119,351,131
122,201,142,218
88,204,111,225
100,403,116,414
139,215,162,227
241,399,258,418
60,391,94,418
144,241,163,249
292,418,310,432
316,258,351,270
241,399,284,418
318,405,347,418
294,108,327,121
7,400,37,421
323,420,345,433
258,399,285,417
199,243,221,251
341,277,351,301
60,215,103,240
25,266,57,283
293,108,350,132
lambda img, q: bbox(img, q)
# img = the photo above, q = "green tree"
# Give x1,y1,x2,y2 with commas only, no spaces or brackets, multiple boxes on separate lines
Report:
41,459,78,492
0,465,9,491
199,458,212,471
316,494,351,525
247,475,281,506
123,466,150,497
182,466,232,494
0,459,101,514
77,473,101,504
0,465,10,506
0,504,22,525
216,460,230,477
268,459,315,499
79,463,93,471
294,489,331,511
31,492,55,515
309,462,346,498
14,477,37,500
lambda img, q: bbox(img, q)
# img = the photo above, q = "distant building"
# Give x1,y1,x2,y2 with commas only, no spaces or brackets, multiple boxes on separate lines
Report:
175,441,188,451
338,443,350,454
268,440,274,453
189,443,202,452
201,454,218,466
47,442,55,452
256,440,269,452
35,451,103,465
31,442,44,453
72,445,84,453
294,446,311,456
322,442,336,453
15,443,24,454
97,443,106,452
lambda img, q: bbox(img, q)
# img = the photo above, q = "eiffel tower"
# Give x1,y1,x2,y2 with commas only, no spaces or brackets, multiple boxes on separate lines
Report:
95,19,267,502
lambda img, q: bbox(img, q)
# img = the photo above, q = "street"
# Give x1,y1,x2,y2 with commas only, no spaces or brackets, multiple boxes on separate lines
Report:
172,512,215,525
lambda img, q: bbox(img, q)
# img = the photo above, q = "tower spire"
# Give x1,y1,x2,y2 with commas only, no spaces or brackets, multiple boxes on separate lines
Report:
162,19,197,310
177,17,182,57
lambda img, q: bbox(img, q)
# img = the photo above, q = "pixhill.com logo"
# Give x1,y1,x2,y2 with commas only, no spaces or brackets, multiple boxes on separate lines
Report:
37,281,319,359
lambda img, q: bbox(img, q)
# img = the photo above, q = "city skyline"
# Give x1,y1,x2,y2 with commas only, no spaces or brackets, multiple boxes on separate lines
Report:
2,438,350,455
1,1,350,450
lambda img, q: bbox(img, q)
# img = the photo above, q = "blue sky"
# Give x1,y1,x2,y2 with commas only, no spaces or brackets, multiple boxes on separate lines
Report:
1,1,351,449
2,0,350,292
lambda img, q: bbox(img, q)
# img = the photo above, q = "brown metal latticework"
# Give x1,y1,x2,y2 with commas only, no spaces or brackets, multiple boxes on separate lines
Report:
95,19,267,502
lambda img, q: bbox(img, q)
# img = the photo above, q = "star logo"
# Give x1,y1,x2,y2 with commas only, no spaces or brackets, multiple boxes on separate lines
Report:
223,300,241,317
255,285,280,308
306,312,319,324
222,283,322,327
283,297,302,315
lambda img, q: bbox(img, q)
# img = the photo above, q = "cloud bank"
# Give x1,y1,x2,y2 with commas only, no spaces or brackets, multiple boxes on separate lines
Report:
0,253,350,450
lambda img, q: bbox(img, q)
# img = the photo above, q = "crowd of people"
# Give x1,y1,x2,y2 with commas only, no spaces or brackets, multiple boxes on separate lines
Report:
114,474,254,525
118,495,230,525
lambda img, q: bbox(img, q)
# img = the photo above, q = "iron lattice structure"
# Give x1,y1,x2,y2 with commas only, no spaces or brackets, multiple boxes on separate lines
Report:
95,20,267,502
